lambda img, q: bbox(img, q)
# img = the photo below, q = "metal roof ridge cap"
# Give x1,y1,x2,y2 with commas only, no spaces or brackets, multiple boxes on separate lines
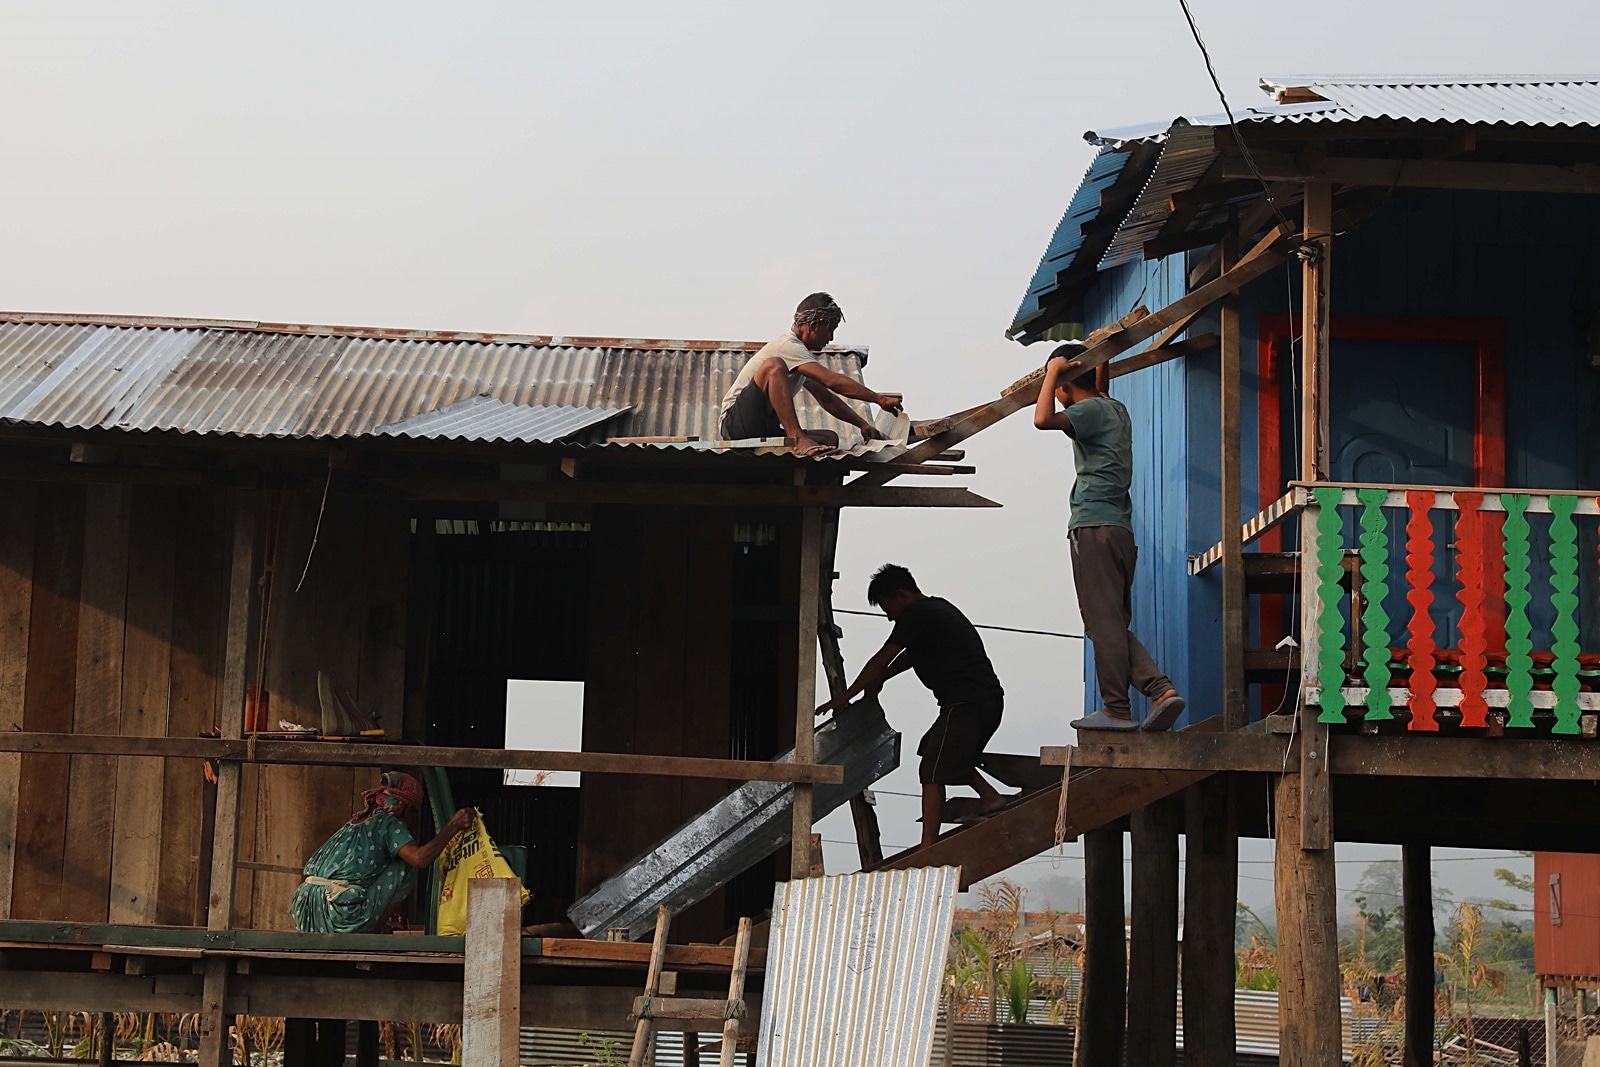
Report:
1263,74,1600,88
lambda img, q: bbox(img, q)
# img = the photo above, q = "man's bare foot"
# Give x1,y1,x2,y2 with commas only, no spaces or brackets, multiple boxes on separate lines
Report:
976,794,1009,815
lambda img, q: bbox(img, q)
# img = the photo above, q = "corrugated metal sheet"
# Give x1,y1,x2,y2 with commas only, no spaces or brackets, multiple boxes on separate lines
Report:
1176,988,1357,1059
1261,76,1600,127
0,314,873,446
374,396,626,444
755,866,960,1067
520,1027,753,1066
1100,124,1228,269
567,701,901,940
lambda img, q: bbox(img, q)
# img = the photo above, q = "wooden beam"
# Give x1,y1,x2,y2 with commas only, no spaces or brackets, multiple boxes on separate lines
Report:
790,507,823,879
1402,843,1434,1067
374,476,1001,510
1054,732,1600,781
1182,777,1238,1067
0,734,845,785
1079,826,1126,1067
1221,227,1247,733
1126,798,1180,1067
1274,771,1342,1067
1301,180,1332,483
1224,153,1600,196
464,878,521,1067
1188,182,1300,288
1107,332,1219,380
855,229,1294,488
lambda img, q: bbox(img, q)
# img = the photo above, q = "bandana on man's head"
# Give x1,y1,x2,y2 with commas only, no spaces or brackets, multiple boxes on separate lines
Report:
358,770,423,818
794,302,845,331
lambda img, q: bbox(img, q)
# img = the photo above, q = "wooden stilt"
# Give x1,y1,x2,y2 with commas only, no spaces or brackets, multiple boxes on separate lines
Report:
1128,799,1180,1067
1183,776,1238,1067
1275,773,1341,1067
1403,843,1434,1067
1080,826,1127,1067
790,507,823,880
463,877,522,1067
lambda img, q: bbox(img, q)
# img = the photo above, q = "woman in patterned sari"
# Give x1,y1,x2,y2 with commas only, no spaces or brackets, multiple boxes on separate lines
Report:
290,770,473,934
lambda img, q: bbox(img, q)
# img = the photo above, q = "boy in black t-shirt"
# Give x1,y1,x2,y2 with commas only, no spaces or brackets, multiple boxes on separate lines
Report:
816,564,1009,852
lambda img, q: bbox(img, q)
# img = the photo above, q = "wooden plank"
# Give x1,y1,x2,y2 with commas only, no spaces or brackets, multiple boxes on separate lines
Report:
1182,777,1237,1067
110,487,178,924
0,732,846,783
159,488,228,926
61,483,132,923
1220,228,1247,734
1402,843,1433,1067
1079,827,1126,1067
538,938,767,969
14,485,85,920
208,492,259,932
1106,332,1219,380
853,226,1294,487
878,765,1209,887
1301,181,1332,482
463,878,521,1067
374,477,1002,510
790,507,822,879
1126,797,1180,1067
633,997,744,1021
1300,714,1332,851
1223,153,1600,195
0,482,37,919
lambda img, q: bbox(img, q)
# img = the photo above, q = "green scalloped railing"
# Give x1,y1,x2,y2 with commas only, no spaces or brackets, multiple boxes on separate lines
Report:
1549,493,1582,734
1357,488,1393,720
1312,487,1349,723
1499,493,1535,729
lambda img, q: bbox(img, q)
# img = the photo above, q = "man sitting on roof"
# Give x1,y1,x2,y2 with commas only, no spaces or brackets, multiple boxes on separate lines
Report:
290,771,473,934
816,564,1010,852
718,292,905,457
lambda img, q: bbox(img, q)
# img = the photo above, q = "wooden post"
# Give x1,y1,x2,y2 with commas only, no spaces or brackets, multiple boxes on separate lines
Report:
816,508,883,868
1128,799,1180,1067
719,916,753,1067
1403,843,1434,1067
791,506,823,880
1220,226,1247,731
97,1012,113,1067
199,492,260,1067
1183,776,1238,1067
1301,180,1333,483
629,905,674,1067
1274,773,1341,1067
463,877,523,1067
1080,826,1127,1066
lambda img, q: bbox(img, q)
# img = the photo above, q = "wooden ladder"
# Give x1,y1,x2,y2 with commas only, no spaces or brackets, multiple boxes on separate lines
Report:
627,906,754,1067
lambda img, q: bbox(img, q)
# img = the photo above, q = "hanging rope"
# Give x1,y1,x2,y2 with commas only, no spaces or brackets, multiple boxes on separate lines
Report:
1052,745,1074,851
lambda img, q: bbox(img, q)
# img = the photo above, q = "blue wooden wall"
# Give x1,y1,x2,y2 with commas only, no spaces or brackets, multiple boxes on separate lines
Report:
1071,190,1600,722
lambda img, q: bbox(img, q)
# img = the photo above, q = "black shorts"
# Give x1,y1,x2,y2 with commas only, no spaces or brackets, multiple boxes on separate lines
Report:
719,381,783,441
917,697,1003,785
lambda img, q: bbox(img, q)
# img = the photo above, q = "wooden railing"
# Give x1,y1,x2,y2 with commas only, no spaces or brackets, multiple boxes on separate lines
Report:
1298,482,1600,733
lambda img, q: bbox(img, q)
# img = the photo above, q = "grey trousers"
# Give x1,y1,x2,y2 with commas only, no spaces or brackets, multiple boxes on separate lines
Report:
1070,525,1173,716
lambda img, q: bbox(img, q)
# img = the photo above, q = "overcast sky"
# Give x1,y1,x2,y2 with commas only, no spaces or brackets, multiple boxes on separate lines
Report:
5,0,1581,921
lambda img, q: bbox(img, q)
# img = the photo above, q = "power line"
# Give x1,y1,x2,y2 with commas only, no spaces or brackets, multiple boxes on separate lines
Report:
834,607,1084,641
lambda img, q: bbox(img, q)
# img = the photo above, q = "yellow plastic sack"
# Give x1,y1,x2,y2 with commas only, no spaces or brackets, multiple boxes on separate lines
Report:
435,810,530,936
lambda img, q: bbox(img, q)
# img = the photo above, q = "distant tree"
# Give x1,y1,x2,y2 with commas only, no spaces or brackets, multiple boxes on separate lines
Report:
1488,850,1535,911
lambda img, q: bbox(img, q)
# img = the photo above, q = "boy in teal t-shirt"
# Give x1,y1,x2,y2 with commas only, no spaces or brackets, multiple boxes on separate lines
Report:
1033,342,1186,732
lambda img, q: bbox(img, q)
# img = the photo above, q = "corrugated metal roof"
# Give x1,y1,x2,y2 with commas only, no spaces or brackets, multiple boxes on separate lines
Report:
1012,77,1600,339
374,396,627,443
755,866,960,1067
1260,76,1600,127
0,313,875,448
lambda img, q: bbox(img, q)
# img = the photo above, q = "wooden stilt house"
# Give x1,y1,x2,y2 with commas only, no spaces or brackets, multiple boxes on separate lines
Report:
0,312,992,1062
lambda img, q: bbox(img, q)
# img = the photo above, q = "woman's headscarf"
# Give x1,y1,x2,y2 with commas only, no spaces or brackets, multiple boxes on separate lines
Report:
357,770,423,819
